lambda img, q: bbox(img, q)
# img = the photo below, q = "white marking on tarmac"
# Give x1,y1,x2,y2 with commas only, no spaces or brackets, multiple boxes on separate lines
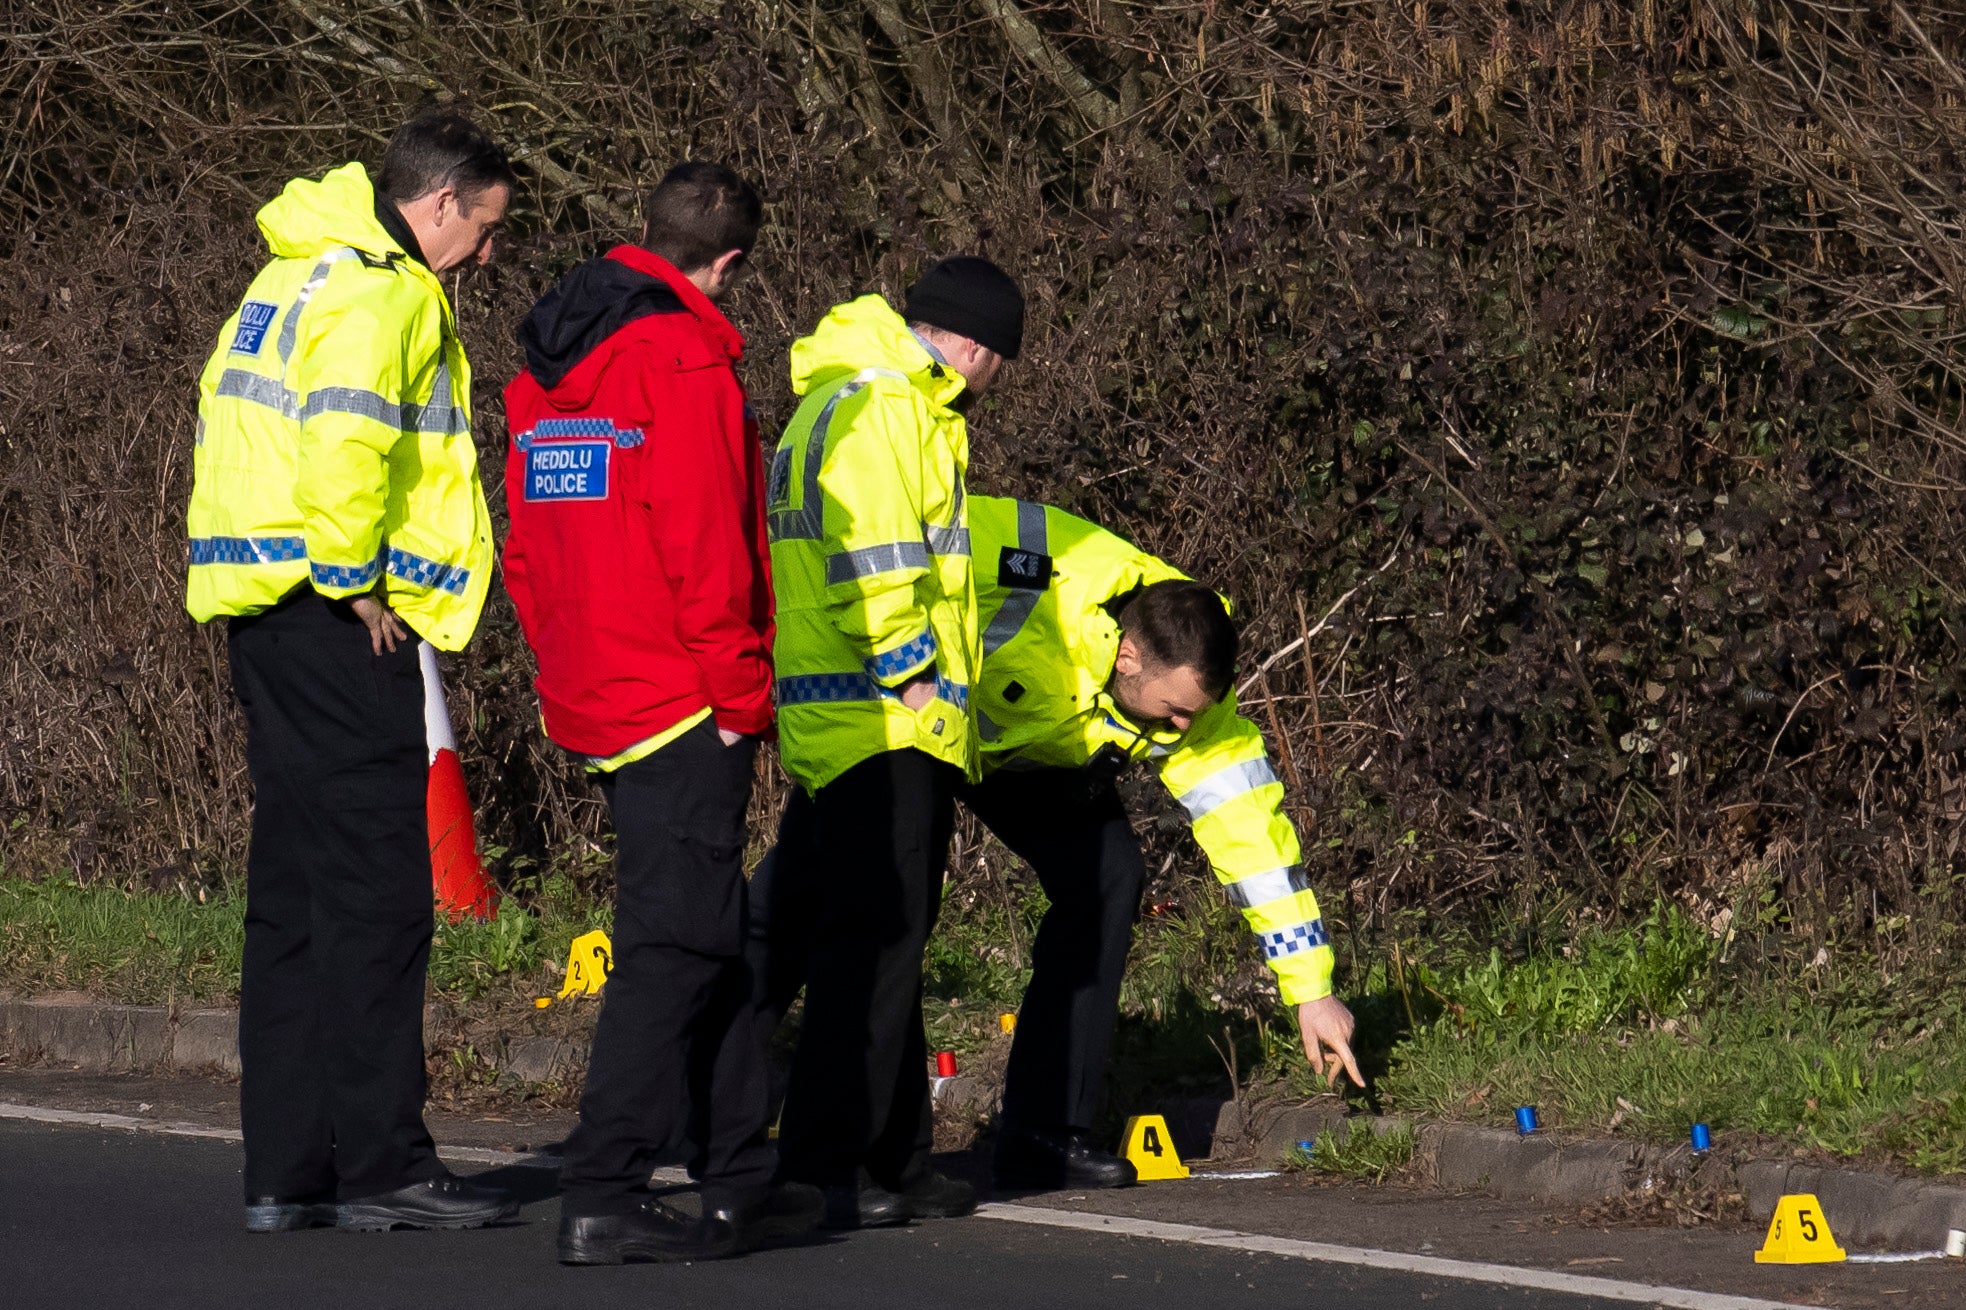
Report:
0,1101,688,1176
0,1102,242,1143
1189,1169,1281,1180
976,1204,1820,1310
0,1102,1827,1306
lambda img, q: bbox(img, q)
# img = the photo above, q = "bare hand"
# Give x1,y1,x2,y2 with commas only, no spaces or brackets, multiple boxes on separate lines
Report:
349,593,410,655
898,675,936,711
1297,994,1365,1090
717,727,745,747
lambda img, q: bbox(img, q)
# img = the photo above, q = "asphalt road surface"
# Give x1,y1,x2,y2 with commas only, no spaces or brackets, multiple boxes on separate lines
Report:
1,1119,1680,1310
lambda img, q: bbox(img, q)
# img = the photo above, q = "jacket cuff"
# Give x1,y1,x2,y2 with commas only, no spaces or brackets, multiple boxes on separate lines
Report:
308,553,382,598
1271,942,1336,1006
712,701,774,737
865,628,937,687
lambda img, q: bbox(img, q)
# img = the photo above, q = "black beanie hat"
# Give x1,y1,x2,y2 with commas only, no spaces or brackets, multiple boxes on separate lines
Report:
903,256,1025,361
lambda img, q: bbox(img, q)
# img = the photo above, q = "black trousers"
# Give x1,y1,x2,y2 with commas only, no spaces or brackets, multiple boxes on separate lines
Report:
228,592,441,1203
960,767,1145,1133
754,761,1144,1156
771,749,959,1189
559,718,773,1215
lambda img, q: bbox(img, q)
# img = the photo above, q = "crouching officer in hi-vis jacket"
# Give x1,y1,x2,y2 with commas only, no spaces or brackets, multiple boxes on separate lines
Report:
766,257,1024,1229
756,496,1361,1192
185,108,518,1234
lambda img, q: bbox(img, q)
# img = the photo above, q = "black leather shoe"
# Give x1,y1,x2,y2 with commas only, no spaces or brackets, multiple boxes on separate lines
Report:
244,1196,335,1233
706,1182,824,1251
816,1174,913,1229
559,1198,738,1265
334,1174,520,1231
994,1128,1138,1191
890,1170,977,1219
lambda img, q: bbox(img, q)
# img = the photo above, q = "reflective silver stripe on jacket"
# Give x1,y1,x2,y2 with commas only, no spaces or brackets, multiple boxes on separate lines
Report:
1221,865,1315,909
215,360,464,436
825,540,931,585
299,363,465,434
1175,757,1280,821
215,369,296,417
925,475,968,556
924,525,970,556
276,248,364,363
981,499,1049,656
768,367,907,544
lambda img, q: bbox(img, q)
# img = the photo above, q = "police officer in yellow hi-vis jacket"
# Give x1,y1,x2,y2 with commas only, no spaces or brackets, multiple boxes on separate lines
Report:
757,495,1361,1193
185,109,518,1235
766,257,1024,1229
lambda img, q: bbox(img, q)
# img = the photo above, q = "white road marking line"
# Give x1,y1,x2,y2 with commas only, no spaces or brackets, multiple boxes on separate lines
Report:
977,1203,1821,1310
0,1102,572,1171
0,1102,241,1143
0,1101,703,1180
0,1103,1837,1306
1189,1169,1282,1180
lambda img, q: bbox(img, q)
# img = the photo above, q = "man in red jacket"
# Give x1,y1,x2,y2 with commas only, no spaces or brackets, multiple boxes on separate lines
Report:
503,162,816,1264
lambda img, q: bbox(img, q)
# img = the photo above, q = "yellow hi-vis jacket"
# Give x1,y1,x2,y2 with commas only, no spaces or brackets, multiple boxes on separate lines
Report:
969,495,1335,1005
767,294,978,791
185,162,493,651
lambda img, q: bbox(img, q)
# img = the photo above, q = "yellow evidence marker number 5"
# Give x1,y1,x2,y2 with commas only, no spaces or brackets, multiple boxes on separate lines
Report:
558,929,614,1000
1120,1114,1190,1181
1754,1193,1846,1264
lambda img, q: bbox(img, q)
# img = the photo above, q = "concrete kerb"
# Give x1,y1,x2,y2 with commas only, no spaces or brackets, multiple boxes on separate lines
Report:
7,992,1966,1250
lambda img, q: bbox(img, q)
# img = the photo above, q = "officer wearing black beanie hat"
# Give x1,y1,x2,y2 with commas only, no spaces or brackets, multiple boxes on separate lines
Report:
757,251,1027,1230
904,256,1025,364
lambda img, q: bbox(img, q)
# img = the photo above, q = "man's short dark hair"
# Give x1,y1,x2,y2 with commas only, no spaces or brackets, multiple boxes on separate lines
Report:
641,162,762,274
375,107,516,212
1118,580,1238,700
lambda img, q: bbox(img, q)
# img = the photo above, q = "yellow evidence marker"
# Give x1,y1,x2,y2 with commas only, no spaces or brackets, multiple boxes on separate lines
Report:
558,929,615,1000
1754,1194,1847,1264
1120,1114,1190,1181
999,1013,1018,1034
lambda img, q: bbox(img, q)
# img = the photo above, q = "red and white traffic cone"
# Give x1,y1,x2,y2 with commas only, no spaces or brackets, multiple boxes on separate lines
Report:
420,642,498,922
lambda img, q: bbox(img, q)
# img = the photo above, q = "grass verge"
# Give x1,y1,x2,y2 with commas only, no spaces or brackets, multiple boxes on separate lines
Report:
7,864,1966,1180
0,867,608,1005
1370,906,1966,1175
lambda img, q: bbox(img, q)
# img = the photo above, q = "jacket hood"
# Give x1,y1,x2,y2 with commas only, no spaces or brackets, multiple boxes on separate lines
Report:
789,294,966,408
517,246,735,396
256,162,402,262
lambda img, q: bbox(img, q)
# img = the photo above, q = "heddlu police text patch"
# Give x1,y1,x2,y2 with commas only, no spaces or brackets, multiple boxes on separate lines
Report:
230,301,279,356
525,440,611,502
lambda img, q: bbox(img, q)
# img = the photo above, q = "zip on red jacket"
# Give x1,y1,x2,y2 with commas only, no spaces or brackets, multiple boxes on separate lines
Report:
502,245,774,758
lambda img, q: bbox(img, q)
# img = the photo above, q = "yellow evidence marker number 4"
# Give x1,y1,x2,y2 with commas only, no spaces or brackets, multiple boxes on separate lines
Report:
1120,1114,1191,1181
1754,1194,1847,1264
558,929,614,1000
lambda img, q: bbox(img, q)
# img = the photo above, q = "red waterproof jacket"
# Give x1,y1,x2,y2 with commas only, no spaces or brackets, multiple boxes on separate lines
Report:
502,245,773,756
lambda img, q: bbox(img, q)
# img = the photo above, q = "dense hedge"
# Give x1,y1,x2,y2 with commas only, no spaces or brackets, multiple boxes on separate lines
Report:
4,1,1964,973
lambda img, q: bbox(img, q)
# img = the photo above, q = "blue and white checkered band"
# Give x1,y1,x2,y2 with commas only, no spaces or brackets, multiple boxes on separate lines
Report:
1261,920,1331,960
865,629,937,682
512,416,645,451
775,672,969,711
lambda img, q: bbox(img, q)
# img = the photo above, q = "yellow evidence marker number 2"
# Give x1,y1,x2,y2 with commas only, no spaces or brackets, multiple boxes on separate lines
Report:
558,929,614,1000
1120,1114,1191,1181
1754,1194,1847,1264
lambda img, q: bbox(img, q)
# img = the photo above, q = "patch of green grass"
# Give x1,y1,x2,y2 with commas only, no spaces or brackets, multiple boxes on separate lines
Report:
1373,907,1966,1175
0,877,245,1003
0,867,610,1005
1287,1121,1417,1181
